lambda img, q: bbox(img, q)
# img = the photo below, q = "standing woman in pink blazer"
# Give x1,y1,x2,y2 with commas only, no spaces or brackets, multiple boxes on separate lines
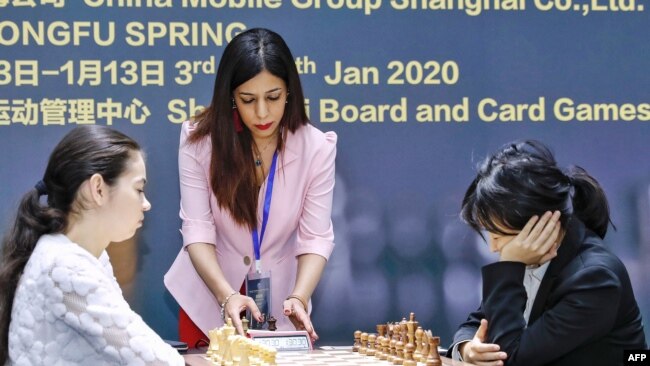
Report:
164,28,337,348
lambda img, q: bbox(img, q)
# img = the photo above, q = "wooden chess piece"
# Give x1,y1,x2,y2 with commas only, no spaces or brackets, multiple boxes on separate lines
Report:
393,340,404,365
353,330,362,352
360,332,369,355
388,336,397,362
380,337,390,361
367,334,376,356
420,330,430,363
406,313,416,346
267,315,277,331
403,343,417,366
377,324,387,338
414,326,424,361
426,335,442,366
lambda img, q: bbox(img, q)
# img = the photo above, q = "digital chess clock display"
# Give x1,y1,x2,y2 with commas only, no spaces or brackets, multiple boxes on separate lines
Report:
247,330,312,351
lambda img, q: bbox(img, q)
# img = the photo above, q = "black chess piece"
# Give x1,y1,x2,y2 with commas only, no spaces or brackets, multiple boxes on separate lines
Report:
267,315,277,331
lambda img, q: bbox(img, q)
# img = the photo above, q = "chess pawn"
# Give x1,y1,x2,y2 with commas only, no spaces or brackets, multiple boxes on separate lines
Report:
359,332,369,355
353,330,362,352
367,334,377,356
374,335,383,359
267,316,277,331
207,329,217,357
393,340,404,365
387,337,397,362
426,335,442,366
403,343,417,366
379,337,390,361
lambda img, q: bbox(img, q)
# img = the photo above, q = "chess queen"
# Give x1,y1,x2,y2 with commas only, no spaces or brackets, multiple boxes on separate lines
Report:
164,28,336,347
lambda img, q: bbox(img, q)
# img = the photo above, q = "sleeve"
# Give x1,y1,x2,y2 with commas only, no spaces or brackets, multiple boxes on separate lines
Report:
450,305,484,351
49,257,185,366
294,131,337,260
178,121,218,247
481,261,622,366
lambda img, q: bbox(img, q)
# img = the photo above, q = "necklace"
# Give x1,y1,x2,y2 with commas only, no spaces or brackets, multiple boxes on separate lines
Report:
254,136,277,167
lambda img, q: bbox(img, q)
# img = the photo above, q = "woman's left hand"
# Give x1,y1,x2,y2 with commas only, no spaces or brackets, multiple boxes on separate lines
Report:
499,210,562,265
282,297,319,342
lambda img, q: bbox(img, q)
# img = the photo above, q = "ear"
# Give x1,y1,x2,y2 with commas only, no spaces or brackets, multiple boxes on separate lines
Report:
87,173,108,206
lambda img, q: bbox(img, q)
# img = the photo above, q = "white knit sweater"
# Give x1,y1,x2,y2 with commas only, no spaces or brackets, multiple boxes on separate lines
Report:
8,234,184,366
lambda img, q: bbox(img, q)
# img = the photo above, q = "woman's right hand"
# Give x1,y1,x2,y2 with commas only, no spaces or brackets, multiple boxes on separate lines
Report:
460,319,508,366
222,293,264,335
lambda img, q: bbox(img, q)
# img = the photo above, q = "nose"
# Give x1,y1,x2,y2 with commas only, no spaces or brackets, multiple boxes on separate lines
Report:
255,100,269,120
143,195,152,211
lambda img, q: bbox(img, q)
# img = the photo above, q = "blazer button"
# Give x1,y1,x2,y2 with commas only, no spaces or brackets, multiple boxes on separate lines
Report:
243,256,251,266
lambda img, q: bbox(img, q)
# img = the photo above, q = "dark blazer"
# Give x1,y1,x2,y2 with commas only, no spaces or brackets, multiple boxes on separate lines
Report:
452,218,647,366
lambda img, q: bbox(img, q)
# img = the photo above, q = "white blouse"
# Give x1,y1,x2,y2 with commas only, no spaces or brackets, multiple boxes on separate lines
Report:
8,234,184,366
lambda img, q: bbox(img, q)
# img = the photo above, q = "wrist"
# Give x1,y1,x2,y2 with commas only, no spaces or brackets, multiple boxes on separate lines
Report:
220,290,239,322
286,294,308,312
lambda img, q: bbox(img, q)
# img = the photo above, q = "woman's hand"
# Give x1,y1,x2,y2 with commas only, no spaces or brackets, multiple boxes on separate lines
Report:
499,211,562,265
460,319,508,366
283,297,318,342
223,293,263,335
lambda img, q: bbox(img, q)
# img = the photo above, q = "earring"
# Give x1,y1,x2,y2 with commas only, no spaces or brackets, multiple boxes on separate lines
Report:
286,92,290,104
232,99,243,133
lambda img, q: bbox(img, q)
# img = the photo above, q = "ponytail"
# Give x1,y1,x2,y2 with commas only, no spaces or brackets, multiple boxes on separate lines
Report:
0,188,67,363
566,165,612,239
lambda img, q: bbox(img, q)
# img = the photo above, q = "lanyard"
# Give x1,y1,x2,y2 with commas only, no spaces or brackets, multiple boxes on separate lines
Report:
251,150,278,273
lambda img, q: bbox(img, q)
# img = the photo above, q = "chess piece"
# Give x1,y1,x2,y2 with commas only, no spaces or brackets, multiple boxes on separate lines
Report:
426,334,442,366
414,326,424,361
242,316,250,333
403,343,417,366
367,334,376,356
360,332,369,355
393,340,404,365
380,337,390,361
267,315,277,331
377,324,387,338
407,313,416,346
353,330,362,352
420,330,430,363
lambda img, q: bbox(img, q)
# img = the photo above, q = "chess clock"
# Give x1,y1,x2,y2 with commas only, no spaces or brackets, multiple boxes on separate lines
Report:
247,330,313,351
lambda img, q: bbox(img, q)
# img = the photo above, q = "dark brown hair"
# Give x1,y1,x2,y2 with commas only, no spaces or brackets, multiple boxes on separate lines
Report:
188,28,309,230
0,125,140,363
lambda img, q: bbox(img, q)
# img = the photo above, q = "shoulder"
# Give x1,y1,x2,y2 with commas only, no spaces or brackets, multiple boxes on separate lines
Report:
287,123,337,155
563,234,627,289
180,120,211,160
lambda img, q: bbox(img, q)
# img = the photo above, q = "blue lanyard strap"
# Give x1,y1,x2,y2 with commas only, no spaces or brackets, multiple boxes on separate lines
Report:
252,150,278,272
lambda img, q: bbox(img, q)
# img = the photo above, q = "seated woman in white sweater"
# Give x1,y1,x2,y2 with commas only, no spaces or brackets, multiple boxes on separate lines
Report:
0,126,184,365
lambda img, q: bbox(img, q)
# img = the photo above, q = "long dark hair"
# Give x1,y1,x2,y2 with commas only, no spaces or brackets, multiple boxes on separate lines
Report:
0,125,140,363
188,28,309,230
461,140,612,239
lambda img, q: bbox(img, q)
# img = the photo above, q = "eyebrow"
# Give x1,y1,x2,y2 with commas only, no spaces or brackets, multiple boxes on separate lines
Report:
238,88,283,96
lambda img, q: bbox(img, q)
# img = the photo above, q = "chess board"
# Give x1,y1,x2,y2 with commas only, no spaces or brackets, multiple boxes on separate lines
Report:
183,348,475,366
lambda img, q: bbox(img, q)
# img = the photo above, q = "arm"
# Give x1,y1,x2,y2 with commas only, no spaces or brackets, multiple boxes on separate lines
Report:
178,126,261,335
482,262,621,366
53,258,184,366
285,131,337,340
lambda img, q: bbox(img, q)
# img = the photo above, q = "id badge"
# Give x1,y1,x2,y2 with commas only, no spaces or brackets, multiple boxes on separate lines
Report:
246,271,272,330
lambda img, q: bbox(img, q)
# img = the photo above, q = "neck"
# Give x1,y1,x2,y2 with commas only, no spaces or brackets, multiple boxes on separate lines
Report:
64,213,109,258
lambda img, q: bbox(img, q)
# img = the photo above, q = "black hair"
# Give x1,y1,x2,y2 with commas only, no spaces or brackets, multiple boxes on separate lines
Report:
190,28,309,230
461,140,612,239
0,125,140,363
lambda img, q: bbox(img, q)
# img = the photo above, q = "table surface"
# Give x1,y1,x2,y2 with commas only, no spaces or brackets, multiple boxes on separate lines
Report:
182,347,477,365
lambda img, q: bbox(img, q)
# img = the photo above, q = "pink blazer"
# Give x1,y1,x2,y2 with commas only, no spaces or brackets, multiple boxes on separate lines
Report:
164,121,336,335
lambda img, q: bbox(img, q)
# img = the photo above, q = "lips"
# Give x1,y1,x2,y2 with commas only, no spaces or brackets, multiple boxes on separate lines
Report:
256,122,273,130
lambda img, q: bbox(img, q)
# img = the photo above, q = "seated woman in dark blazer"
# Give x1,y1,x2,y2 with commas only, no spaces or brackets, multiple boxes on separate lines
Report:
451,140,646,366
